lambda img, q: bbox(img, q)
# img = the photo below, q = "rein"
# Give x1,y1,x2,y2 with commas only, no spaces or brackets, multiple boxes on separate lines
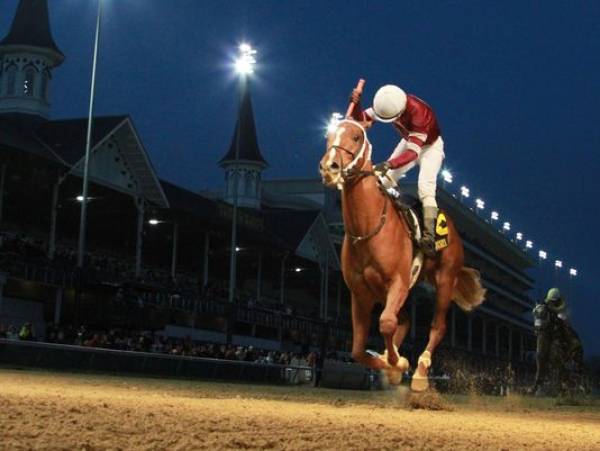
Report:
328,120,388,245
347,195,388,245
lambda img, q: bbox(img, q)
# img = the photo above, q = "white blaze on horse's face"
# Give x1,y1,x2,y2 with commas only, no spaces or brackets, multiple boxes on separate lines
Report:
326,126,345,189
320,119,371,190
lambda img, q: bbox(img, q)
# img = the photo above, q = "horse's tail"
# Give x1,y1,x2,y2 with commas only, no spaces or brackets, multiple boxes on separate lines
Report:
453,267,486,312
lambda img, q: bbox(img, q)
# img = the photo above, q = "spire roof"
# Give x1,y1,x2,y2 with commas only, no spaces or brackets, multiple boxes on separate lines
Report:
0,0,64,62
219,85,267,167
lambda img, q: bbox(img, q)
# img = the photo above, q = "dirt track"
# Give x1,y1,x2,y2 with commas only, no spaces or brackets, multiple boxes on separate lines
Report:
0,370,599,450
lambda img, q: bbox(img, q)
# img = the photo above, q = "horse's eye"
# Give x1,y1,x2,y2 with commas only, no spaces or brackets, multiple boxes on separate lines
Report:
353,135,360,142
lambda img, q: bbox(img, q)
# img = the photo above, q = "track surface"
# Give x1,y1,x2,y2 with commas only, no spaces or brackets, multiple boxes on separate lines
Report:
1,369,599,450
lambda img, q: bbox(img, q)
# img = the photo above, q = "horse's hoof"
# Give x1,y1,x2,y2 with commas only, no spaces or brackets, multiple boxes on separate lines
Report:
410,364,429,392
411,351,431,392
380,355,409,386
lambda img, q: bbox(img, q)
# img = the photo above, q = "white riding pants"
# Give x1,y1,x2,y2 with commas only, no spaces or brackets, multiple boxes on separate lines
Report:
382,136,445,208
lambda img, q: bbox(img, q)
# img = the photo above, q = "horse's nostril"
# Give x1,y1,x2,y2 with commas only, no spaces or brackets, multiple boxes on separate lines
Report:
330,162,340,171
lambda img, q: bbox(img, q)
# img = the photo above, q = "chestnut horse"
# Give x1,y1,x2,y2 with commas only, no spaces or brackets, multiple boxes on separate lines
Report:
319,119,485,391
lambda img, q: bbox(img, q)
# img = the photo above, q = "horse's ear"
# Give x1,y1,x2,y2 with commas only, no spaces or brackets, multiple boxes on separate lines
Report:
358,120,373,130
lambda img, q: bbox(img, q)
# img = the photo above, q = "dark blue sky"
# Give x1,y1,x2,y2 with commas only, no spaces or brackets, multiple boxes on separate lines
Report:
3,1,599,354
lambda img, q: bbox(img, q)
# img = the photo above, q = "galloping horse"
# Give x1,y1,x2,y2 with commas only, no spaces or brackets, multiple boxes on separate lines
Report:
319,119,485,391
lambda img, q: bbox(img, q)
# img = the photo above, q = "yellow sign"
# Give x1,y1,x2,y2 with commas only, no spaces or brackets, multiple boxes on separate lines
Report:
436,213,449,236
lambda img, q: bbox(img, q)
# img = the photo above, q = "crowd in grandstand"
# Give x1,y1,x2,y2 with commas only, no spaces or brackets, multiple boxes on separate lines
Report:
3,229,591,395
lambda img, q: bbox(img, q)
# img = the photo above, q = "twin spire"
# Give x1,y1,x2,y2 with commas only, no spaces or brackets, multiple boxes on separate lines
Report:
0,0,64,118
0,0,63,63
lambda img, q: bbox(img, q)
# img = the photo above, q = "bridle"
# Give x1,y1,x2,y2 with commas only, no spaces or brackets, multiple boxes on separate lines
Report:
326,119,388,245
325,119,373,186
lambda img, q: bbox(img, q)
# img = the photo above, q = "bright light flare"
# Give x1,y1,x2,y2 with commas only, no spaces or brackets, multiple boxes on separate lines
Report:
234,42,257,75
76,195,84,202
148,219,160,225
441,169,453,183
326,112,343,135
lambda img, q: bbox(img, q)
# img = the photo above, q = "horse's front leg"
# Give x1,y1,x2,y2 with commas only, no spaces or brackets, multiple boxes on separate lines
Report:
350,293,387,370
411,271,455,392
379,279,410,383
393,308,410,349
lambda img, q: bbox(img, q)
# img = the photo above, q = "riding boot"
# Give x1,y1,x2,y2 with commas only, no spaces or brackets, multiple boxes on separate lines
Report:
420,206,437,257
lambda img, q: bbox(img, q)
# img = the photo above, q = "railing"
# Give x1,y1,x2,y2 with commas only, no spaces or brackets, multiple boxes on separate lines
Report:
0,339,315,386
0,256,76,287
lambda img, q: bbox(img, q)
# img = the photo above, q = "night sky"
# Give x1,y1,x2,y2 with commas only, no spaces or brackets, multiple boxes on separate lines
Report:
2,1,599,355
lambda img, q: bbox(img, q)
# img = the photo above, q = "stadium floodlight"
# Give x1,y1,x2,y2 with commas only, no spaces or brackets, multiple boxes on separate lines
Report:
460,186,470,199
148,219,160,226
294,267,303,273
569,268,577,277
525,240,533,249
555,260,563,269
491,211,499,221
441,169,453,184
475,198,485,210
538,250,547,260
516,232,523,241
503,221,511,231
234,42,257,75
326,112,343,135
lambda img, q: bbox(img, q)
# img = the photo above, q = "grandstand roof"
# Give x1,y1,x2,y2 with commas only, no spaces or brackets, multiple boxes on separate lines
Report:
35,116,127,165
0,114,63,164
160,179,217,218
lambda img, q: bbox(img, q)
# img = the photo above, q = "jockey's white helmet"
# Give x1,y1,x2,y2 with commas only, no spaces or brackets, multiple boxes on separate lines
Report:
372,85,407,123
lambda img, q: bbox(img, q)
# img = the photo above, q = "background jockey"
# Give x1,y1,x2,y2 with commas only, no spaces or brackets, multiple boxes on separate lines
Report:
350,85,444,257
532,287,585,396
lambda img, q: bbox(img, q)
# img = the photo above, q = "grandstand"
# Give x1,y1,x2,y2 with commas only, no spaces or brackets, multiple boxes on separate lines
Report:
0,0,536,374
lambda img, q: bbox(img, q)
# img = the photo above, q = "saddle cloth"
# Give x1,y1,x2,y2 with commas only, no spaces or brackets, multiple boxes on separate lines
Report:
376,179,450,288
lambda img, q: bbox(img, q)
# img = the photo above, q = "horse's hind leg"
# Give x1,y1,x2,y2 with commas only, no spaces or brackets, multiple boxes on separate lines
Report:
350,293,387,370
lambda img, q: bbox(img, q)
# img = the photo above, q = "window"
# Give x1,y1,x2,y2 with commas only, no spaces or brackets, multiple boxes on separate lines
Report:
24,67,35,96
41,72,49,101
6,66,16,96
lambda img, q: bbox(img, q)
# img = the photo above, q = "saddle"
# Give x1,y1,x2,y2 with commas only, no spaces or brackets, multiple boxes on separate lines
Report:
376,179,450,253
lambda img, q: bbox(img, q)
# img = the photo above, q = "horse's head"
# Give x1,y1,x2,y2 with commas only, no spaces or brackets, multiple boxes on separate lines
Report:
319,119,372,190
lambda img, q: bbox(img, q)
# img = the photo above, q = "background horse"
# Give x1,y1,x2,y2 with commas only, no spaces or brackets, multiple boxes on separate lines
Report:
319,119,485,391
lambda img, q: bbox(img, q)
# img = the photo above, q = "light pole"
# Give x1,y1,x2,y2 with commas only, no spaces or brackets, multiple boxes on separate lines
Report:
77,0,102,268
537,249,547,299
569,268,577,304
475,198,485,215
554,259,562,285
227,43,257,310
460,186,469,203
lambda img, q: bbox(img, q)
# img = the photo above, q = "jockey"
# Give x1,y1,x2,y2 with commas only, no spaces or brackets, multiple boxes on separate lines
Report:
350,85,444,257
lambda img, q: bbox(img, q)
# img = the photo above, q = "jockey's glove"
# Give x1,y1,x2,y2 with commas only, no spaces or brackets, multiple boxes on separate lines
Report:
373,161,391,175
